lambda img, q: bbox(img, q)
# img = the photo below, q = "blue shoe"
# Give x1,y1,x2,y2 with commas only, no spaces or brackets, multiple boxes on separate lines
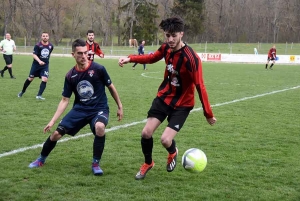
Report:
29,159,44,168
92,162,103,176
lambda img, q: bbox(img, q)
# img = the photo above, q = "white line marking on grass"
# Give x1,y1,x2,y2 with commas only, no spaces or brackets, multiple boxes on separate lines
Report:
141,71,162,79
1,86,299,159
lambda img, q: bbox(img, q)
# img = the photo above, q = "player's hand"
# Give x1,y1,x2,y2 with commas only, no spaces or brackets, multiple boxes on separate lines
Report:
117,107,123,121
206,117,217,125
118,57,130,67
39,61,45,65
100,54,104,58
44,121,55,133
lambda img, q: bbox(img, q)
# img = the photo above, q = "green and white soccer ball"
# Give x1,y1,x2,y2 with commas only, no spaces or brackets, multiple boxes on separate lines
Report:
182,148,207,172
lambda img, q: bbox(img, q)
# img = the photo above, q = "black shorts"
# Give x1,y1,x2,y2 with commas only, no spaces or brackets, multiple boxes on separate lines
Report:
147,97,192,132
267,56,275,61
3,54,13,65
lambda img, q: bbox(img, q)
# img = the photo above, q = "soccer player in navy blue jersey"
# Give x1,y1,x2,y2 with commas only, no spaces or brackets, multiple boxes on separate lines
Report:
28,39,123,176
17,32,54,100
119,17,216,180
132,40,146,70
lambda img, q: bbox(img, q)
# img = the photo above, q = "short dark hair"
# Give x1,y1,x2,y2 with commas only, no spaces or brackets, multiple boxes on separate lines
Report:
87,30,94,35
159,17,184,33
72,39,86,52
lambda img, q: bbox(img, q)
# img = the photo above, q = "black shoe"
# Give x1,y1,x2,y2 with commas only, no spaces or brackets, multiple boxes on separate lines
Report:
10,76,16,79
166,148,178,172
18,91,24,97
0,70,3,77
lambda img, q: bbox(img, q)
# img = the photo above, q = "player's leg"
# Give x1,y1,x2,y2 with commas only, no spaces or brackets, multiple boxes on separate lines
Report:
265,57,270,69
6,55,15,79
163,107,191,172
36,66,49,100
28,109,88,168
135,117,161,180
270,60,275,69
135,97,167,180
18,66,36,97
89,110,109,176
0,55,10,77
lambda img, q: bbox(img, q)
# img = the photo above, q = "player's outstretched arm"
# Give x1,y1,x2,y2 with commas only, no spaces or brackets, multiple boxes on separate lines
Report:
118,57,130,67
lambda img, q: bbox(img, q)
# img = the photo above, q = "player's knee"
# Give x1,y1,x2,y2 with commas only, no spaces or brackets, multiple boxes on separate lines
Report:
160,136,172,147
95,122,105,137
42,77,48,82
50,130,63,141
141,127,153,139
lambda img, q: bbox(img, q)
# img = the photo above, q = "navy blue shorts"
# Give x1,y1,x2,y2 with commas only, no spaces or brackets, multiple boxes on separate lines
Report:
147,97,192,132
3,54,13,65
29,64,49,78
57,108,109,136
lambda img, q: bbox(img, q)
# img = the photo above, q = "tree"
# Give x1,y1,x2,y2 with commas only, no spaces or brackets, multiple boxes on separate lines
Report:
171,0,205,43
119,0,159,44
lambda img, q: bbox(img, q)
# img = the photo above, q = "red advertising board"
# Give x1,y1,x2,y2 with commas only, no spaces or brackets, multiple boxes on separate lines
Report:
207,53,221,61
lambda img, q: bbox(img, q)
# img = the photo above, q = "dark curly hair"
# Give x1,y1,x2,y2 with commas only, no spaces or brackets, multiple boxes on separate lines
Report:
159,17,184,33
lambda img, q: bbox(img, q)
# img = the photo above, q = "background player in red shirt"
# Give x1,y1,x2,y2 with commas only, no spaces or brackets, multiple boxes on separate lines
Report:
86,30,104,61
119,16,216,180
265,45,276,70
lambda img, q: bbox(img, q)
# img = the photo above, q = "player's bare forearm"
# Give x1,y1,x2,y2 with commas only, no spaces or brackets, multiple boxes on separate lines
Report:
118,57,130,67
44,97,69,133
108,84,123,121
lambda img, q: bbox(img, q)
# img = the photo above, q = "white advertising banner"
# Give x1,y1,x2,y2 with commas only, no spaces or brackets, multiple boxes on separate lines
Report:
199,53,300,64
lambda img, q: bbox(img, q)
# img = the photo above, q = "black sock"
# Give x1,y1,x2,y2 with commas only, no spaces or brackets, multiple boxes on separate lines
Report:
8,68,13,77
93,135,106,161
265,64,268,68
270,63,274,68
141,137,153,164
37,81,47,96
132,63,137,67
22,79,32,93
166,140,176,154
2,66,8,72
41,136,58,157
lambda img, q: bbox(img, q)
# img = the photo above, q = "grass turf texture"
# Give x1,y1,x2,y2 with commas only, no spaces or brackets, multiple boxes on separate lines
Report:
0,55,299,200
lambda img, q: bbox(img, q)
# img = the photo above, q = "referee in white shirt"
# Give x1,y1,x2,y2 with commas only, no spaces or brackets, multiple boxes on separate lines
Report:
0,33,17,79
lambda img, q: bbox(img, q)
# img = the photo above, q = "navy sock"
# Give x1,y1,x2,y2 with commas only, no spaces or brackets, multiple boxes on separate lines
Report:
22,79,32,93
41,136,58,158
93,135,106,162
37,81,47,96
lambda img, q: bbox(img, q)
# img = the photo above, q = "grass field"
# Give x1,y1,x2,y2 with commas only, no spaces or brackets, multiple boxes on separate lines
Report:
0,55,299,201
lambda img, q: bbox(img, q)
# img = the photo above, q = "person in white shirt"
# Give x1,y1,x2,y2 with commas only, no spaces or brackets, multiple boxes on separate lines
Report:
0,33,17,79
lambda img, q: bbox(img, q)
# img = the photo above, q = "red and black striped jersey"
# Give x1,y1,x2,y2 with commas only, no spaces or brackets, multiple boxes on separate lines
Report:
268,48,276,58
86,41,104,61
129,43,213,118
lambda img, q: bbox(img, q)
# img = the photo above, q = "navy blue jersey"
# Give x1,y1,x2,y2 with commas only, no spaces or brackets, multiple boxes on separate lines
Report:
138,44,145,54
32,42,54,65
63,62,112,111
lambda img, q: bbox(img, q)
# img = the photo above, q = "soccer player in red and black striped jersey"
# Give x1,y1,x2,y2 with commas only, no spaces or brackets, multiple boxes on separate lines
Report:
265,45,276,70
119,16,216,180
86,30,104,61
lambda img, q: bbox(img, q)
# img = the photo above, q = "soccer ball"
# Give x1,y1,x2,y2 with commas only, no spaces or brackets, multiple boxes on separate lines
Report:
182,148,207,172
